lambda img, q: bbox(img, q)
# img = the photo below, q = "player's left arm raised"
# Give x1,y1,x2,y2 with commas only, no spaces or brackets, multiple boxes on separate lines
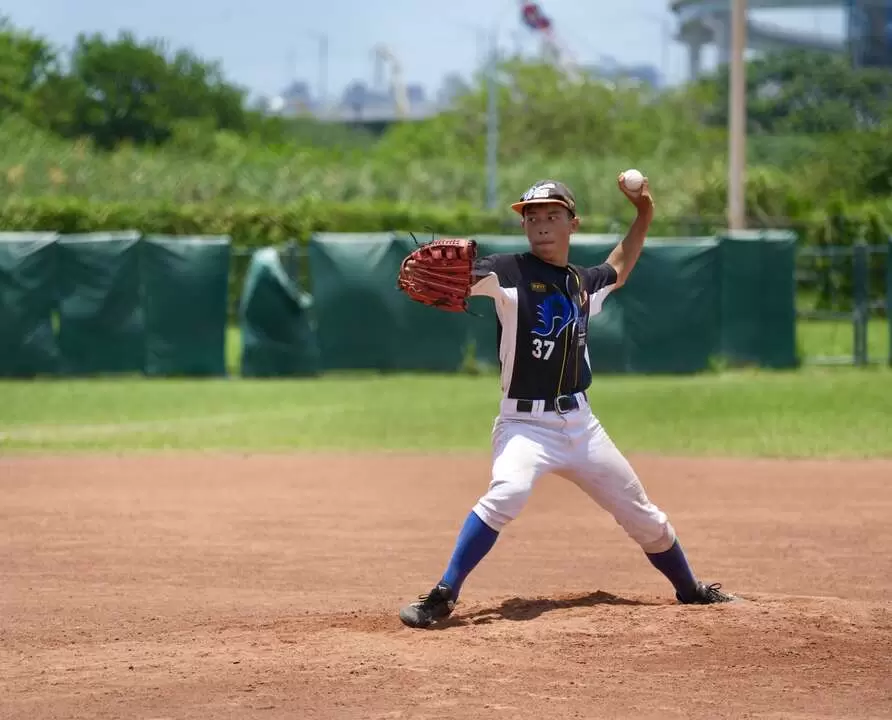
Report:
605,173,655,288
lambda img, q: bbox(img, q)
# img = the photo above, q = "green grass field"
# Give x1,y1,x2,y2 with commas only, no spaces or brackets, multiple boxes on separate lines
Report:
2,367,891,458
2,317,888,458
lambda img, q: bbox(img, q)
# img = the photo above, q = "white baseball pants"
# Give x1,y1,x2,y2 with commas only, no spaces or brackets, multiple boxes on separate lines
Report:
472,392,677,554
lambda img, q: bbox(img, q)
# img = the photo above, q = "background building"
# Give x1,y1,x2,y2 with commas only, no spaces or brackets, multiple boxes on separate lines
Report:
672,0,892,79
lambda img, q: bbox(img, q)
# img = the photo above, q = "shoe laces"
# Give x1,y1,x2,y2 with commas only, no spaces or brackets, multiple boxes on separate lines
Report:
416,584,451,607
704,582,731,599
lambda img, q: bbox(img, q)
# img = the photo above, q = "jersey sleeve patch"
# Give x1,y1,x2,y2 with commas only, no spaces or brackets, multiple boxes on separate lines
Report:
581,262,618,318
470,254,518,299
472,255,497,278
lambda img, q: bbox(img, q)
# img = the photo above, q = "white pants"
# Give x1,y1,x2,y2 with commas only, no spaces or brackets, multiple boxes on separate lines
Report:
472,392,677,554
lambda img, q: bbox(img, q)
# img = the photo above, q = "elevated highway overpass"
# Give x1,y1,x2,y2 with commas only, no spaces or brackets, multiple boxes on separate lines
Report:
670,0,892,78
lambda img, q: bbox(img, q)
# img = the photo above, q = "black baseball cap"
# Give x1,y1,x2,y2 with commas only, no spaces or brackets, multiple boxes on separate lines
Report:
510,179,577,216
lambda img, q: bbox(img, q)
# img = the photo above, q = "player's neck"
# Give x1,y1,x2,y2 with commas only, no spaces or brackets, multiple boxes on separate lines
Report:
530,247,569,268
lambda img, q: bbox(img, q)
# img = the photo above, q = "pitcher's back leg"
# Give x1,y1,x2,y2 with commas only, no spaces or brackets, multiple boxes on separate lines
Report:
564,420,736,604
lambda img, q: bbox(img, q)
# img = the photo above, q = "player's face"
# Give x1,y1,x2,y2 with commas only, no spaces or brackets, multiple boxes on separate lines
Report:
521,203,578,260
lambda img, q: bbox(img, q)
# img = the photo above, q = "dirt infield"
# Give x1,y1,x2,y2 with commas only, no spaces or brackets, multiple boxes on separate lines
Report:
2,452,892,719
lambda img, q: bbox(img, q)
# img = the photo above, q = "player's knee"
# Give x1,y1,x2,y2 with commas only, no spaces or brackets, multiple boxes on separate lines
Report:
620,510,676,554
472,498,517,532
473,473,536,532
473,486,531,531
635,520,676,554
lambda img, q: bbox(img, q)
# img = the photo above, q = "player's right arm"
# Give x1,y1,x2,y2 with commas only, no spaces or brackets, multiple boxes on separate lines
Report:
604,174,655,288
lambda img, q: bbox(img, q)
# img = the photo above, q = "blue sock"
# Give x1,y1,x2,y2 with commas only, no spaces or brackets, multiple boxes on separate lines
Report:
439,510,499,600
645,539,699,600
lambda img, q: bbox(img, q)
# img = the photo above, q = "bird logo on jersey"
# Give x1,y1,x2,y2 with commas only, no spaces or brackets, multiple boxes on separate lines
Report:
532,292,577,338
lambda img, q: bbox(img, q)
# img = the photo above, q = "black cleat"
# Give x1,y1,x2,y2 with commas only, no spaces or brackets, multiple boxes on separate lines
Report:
677,581,737,605
399,583,456,628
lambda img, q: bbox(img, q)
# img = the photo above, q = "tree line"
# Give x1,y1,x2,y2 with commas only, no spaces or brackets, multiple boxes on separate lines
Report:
0,16,352,150
1,15,891,214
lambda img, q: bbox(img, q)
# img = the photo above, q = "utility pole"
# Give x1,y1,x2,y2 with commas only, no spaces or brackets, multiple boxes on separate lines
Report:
309,32,329,113
485,29,499,212
728,0,747,230
319,34,328,111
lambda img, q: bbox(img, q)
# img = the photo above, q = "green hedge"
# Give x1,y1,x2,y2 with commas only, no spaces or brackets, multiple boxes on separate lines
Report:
0,197,514,248
0,196,737,247
1,196,889,248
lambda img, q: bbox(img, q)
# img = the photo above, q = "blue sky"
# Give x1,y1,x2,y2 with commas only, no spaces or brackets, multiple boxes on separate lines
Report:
3,0,845,103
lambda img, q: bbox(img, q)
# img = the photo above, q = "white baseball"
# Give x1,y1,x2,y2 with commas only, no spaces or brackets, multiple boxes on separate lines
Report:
621,168,644,193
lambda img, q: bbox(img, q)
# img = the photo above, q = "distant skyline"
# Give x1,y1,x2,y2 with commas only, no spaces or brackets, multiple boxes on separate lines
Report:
3,0,847,102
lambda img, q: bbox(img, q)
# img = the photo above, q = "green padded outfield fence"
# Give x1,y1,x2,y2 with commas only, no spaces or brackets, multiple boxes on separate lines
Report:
239,247,320,377
0,232,232,378
56,232,145,376
308,233,475,373
718,230,798,369
0,232,59,377
0,230,888,378
141,235,230,377
305,230,799,375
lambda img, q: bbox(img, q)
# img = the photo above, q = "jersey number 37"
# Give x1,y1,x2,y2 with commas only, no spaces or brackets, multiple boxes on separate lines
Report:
532,338,555,360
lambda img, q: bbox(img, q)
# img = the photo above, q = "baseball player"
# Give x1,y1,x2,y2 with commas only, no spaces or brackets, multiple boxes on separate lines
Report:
397,175,737,629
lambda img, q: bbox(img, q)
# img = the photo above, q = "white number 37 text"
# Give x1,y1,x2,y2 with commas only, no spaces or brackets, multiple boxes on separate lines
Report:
532,338,555,360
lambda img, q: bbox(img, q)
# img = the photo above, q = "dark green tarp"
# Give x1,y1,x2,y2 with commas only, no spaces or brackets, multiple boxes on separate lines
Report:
718,230,798,369
616,238,722,374
56,231,144,375
239,247,321,377
301,230,798,375
0,232,59,377
141,235,231,376
307,233,401,371
307,232,473,371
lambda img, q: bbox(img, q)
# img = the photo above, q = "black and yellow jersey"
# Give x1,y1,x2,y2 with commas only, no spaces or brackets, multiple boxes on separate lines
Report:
470,251,618,400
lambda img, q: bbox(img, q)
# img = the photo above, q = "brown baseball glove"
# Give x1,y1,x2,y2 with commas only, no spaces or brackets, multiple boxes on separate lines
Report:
397,237,478,313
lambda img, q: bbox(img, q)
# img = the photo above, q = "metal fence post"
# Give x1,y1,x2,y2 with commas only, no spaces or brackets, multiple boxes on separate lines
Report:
888,237,892,367
285,240,298,283
852,240,869,366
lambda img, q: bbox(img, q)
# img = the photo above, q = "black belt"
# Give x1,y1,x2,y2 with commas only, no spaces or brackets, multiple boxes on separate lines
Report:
514,393,584,414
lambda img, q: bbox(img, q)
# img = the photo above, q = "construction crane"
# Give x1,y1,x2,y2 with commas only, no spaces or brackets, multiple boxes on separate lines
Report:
518,1,580,78
372,44,410,118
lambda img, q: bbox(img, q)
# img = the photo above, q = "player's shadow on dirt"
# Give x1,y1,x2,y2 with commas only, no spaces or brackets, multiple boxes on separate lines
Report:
438,590,660,629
